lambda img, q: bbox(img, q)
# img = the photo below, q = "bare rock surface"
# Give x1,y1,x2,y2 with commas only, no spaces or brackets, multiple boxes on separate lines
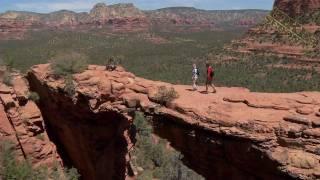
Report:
27,64,320,179
0,73,62,168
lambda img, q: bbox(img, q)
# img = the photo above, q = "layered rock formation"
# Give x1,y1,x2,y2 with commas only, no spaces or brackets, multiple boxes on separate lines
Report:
0,3,268,39
227,0,320,66
90,3,146,22
0,18,34,40
27,65,137,180
26,64,320,180
274,0,320,17
0,70,62,168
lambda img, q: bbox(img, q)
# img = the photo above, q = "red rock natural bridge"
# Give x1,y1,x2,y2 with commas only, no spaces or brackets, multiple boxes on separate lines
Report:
1,64,320,180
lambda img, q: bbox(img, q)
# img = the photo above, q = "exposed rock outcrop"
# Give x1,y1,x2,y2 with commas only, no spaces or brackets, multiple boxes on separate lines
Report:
27,65,137,180
274,0,320,17
0,71,62,168
90,3,147,22
226,0,320,70
27,64,320,180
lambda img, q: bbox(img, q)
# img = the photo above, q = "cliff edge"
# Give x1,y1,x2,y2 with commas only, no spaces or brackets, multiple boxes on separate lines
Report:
26,64,320,180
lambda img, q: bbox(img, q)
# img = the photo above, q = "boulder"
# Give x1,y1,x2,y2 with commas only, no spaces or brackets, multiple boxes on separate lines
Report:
283,116,312,127
296,107,314,115
303,129,320,138
0,105,14,135
19,101,42,120
0,94,15,109
12,76,30,104
289,151,319,169
0,84,13,94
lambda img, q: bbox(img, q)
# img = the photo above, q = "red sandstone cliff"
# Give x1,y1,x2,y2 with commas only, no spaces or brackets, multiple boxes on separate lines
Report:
25,64,320,180
0,70,62,168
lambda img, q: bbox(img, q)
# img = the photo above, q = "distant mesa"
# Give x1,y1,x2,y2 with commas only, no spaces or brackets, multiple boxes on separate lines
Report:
0,2,268,40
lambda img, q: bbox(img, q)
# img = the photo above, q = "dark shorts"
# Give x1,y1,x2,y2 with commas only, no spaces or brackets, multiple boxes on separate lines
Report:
206,78,213,84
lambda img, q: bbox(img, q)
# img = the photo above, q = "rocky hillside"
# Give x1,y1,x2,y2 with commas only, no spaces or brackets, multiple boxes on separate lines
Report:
0,68,62,169
148,7,268,27
274,0,320,17
0,3,268,39
226,0,320,69
90,3,146,21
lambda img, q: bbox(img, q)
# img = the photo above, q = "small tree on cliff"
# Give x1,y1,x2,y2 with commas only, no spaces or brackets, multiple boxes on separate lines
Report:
50,51,88,77
154,86,179,106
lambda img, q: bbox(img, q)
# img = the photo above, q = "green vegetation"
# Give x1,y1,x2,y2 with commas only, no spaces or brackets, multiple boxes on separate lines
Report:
2,72,12,86
154,86,179,105
36,134,45,141
28,91,40,102
50,51,88,77
0,140,80,180
0,27,319,92
132,112,204,180
0,29,243,79
0,53,15,71
297,10,320,25
64,76,76,96
210,53,320,92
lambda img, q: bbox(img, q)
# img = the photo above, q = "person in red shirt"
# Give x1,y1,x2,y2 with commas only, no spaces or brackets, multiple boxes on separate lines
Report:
206,62,217,93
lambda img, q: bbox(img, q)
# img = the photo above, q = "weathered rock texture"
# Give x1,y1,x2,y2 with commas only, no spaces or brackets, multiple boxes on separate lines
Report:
274,0,320,17
27,65,137,180
0,3,268,39
0,71,62,168
27,64,320,180
226,0,320,70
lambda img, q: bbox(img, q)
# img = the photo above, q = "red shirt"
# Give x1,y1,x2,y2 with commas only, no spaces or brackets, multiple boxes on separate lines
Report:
207,66,213,79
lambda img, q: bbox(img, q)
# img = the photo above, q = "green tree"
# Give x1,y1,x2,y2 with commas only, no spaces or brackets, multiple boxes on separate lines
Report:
51,51,88,76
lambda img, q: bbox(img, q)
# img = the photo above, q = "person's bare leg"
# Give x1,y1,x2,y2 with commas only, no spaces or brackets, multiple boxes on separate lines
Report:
195,78,198,90
211,83,217,93
192,78,197,90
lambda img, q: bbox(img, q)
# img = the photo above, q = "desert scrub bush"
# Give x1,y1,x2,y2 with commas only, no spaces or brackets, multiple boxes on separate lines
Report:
28,91,40,102
0,53,15,71
51,51,88,77
154,86,179,105
36,134,45,141
48,166,80,180
0,140,81,180
134,112,152,137
64,76,76,96
2,72,12,86
0,140,42,180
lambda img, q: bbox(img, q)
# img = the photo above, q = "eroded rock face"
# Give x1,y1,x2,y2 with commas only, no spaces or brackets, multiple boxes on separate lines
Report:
226,0,320,69
27,64,320,180
27,65,137,180
0,72,62,168
274,0,320,17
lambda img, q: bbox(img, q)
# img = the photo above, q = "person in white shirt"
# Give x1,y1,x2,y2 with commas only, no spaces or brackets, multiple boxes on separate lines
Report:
192,64,199,91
